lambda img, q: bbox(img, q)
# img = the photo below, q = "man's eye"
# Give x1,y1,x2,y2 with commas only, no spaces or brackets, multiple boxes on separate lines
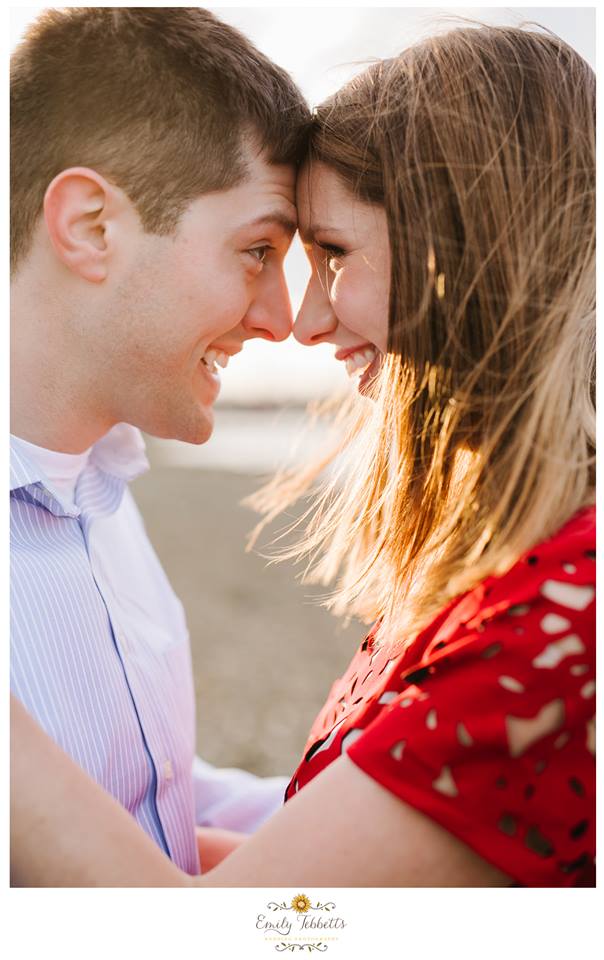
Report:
248,245,272,264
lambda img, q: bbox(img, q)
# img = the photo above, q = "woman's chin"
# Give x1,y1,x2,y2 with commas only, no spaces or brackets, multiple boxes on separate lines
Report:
357,353,383,395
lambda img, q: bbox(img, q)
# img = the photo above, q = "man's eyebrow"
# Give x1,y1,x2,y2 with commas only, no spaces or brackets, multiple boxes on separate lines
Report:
242,212,298,237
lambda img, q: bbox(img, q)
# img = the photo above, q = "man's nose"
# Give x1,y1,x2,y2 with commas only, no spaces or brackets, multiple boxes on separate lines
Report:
293,273,337,345
242,269,293,343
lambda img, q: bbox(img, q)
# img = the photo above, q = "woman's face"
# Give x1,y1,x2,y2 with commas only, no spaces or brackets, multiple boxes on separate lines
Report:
294,161,390,391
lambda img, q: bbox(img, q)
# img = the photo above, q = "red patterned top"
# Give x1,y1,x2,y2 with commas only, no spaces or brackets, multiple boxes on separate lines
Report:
285,507,595,887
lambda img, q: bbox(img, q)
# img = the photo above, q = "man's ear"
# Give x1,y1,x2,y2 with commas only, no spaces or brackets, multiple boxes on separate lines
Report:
43,167,120,283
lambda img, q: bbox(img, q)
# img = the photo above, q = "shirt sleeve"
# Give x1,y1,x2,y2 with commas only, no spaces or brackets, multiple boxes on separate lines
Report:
192,755,288,832
346,551,596,887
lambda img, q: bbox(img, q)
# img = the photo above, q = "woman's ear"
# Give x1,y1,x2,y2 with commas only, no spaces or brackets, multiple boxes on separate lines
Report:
43,167,117,283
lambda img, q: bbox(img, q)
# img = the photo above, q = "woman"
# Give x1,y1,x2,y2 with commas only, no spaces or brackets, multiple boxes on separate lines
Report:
11,24,595,887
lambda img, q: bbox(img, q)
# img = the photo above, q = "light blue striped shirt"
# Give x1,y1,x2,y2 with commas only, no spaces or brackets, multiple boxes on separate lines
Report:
10,425,286,874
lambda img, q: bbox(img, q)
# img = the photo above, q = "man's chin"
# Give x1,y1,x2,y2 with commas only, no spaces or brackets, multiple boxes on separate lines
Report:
178,409,214,446
142,407,214,446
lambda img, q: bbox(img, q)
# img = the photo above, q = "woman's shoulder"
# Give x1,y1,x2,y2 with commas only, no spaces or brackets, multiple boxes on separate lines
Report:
487,503,595,610
420,503,596,662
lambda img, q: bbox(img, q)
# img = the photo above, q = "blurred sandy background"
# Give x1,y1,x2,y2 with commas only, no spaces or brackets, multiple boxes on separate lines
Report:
132,425,366,778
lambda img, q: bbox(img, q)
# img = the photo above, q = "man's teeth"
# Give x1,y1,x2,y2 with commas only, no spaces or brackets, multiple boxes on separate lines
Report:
201,349,229,373
345,348,377,375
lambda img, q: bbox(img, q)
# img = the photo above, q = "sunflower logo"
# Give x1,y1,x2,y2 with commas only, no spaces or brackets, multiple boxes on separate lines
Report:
291,894,312,913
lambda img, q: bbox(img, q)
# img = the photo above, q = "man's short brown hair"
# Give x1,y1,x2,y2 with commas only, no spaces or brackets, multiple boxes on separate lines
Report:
11,7,310,272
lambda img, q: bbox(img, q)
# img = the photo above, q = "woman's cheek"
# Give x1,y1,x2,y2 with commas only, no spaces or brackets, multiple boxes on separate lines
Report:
330,270,353,313
333,275,370,333
356,271,390,351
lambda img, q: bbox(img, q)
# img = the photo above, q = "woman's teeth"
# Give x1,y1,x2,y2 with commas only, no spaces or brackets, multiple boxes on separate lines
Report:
201,349,229,374
345,347,377,376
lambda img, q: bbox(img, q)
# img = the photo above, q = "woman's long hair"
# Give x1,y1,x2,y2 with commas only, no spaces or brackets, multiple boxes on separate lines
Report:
250,25,595,648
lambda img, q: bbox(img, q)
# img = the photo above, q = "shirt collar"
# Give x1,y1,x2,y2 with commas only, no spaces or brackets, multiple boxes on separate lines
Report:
10,438,82,518
88,423,150,482
10,423,149,506
9,437,42,492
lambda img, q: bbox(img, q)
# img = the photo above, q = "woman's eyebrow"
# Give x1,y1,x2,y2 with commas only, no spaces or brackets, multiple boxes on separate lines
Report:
298,223,341,243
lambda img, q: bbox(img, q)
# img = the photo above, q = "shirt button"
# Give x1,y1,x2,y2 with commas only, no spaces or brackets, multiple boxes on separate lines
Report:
163,760,173,781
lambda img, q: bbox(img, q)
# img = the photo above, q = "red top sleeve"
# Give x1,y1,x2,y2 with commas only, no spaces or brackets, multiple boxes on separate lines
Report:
286,506,595,887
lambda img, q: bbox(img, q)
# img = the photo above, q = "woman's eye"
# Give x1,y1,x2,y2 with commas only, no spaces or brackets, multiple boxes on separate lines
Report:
316,243,346,270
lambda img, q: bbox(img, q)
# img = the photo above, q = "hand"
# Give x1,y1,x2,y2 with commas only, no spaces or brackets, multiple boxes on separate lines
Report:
195,826,249,873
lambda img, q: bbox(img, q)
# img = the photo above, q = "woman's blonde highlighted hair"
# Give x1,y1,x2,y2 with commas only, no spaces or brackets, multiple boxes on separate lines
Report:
251,24,595,648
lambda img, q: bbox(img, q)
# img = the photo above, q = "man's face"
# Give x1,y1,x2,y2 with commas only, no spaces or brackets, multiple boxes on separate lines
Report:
102,150,297,444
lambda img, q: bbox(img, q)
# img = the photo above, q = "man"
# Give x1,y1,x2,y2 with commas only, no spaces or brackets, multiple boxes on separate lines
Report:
10,7,310,875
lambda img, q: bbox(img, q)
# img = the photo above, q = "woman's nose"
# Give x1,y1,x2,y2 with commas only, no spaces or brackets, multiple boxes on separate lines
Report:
293,273,338,345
